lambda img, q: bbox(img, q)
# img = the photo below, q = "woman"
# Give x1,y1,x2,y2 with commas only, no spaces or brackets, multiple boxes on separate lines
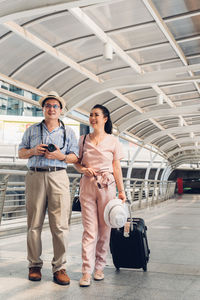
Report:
75,104,126,287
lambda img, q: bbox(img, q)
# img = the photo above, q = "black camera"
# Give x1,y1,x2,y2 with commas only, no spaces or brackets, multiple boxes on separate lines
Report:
44,144,56,152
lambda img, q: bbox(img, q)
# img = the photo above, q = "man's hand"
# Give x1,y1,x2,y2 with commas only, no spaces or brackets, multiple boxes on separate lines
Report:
44,145,64,160
34,144,48,156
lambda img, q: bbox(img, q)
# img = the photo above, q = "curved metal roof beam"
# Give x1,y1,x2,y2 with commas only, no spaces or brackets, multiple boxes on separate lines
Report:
6,23,198,80
114,129,165,158
165,9,200,23
118,103,200,133
9,51,45,77
2,7,197,149
69,7,142,74
2,21,148,117
4,21,102,83
40,59,174,95
2,4,200,160
0,0,115,23
109,104,128,119
143,0,200,95
135,124,164,138
10,40,101,78
0,71,45,96
168,146,200,159
2,21,166,144
3,20,196,154
160,164,172,182
144,124,200,144
68,7,180,109
66,60,200,99
170,156,200,168
8,35,190,83
172,154,200,162
160,137,200,152
0,71,159,157
68,7,185,143
2,2,200,95
65,69,200,111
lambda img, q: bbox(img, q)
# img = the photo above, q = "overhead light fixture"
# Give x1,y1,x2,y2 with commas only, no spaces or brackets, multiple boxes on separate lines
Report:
179,118,184,127
104,42,113,60
195,141,198,147
190,132,194,139
157,94,164,105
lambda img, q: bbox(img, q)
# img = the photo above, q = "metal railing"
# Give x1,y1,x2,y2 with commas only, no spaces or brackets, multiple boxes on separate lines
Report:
0,175,9,224
0,170,81,226
124,178,176,209
0,144,19,162
0,169,176,227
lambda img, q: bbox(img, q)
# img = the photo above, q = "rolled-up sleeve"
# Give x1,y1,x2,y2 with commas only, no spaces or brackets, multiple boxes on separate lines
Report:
113,137,124,161
66,127,79,157
18,127,30,150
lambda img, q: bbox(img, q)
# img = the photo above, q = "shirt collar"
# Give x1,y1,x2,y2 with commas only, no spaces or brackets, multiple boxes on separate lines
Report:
37,119,64,128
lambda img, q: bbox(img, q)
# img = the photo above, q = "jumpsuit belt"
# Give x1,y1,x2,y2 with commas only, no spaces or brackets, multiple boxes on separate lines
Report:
94,172,115,189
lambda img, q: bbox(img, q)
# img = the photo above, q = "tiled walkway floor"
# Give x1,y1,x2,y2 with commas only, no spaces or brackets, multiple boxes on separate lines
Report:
1,194,200,300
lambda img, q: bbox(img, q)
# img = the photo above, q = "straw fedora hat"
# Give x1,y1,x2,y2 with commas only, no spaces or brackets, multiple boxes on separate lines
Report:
39,91,65,109
104,199,128,228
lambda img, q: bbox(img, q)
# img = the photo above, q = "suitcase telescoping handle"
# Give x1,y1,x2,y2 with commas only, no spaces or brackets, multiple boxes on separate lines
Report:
125,199,133,231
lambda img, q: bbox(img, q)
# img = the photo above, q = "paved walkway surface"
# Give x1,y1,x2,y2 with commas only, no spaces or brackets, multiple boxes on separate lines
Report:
1,194,200,300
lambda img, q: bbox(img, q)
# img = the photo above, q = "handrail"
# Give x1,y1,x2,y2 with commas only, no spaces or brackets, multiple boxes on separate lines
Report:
0,171,81,225
0,170,176,227
0,175,9,225
123,177,176,209
0,144,19,162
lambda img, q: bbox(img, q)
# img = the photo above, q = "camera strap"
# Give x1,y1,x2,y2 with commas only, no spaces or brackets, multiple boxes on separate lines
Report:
40,119,66,150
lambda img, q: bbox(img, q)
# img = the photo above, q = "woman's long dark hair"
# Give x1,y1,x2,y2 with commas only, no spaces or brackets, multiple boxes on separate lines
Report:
92,104,113,134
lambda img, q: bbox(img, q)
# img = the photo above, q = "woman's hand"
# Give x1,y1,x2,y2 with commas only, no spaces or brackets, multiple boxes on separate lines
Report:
83,167,96,177
118,191,126,203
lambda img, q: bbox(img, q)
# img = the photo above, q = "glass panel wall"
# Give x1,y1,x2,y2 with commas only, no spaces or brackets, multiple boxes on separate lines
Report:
0,81,42,117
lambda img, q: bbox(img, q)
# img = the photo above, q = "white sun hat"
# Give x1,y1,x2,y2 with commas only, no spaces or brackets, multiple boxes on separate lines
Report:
104,199,128,228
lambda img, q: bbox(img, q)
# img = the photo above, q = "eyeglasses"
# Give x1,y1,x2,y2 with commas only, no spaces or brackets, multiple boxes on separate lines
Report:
94,175,115,189
44,103,60,109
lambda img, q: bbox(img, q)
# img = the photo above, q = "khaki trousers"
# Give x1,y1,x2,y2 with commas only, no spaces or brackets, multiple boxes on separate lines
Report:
25,169,70,273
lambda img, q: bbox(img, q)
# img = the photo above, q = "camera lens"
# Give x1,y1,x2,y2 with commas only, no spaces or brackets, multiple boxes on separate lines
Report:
47,144,56,152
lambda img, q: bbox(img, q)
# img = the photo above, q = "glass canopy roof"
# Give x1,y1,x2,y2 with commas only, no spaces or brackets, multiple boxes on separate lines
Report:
1,0,200,169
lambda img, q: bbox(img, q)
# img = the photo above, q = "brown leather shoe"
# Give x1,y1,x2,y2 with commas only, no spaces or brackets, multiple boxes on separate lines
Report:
28,267,41,281
53,269,70,285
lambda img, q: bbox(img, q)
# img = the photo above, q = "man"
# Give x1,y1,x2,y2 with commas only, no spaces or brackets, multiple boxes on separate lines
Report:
18,91,79,285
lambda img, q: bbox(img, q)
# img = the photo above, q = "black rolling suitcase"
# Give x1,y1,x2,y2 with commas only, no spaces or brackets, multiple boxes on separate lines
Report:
110,202,150,271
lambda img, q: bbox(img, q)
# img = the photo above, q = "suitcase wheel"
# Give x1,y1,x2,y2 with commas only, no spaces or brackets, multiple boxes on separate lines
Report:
143,264,147,272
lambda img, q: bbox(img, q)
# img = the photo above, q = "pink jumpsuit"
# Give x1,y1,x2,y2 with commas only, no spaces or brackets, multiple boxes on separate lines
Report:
79,134,124,274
